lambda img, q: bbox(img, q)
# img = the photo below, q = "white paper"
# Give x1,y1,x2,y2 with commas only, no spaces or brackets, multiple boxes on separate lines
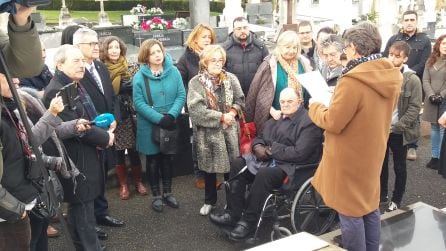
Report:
296,71,333,107
247,232,330,251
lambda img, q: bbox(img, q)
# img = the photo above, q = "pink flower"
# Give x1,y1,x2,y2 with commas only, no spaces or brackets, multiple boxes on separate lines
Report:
167,20,172,29
141,20,150,31
151,17,162,23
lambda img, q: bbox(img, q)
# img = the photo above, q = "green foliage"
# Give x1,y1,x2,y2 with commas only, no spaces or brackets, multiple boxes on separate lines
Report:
40,0,224,13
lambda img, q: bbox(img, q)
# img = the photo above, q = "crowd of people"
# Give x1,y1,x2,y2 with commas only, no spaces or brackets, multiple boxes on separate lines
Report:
1,5,446,251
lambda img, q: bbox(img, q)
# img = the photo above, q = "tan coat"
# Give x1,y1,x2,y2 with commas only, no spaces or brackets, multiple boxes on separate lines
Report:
421,58,446,123
309,59,402,217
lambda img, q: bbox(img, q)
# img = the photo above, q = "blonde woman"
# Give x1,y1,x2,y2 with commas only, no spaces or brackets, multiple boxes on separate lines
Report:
176,23,217,189
187,45,245,216
245,30,312,133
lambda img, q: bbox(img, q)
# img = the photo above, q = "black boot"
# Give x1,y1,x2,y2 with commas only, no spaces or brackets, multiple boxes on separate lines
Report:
161,155,179,208
147,154,163,212
427,158,440,170
209,211,238,227
229,220,255,240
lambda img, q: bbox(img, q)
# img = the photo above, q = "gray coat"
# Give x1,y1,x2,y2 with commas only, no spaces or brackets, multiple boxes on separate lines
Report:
187,72,245,173
422,58,446,123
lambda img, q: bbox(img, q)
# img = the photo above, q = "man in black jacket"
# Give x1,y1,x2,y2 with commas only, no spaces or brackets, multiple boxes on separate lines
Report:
44,44,113,251
209,88,323,240
73,28,124,229
382,10,431,162
223,17,269,97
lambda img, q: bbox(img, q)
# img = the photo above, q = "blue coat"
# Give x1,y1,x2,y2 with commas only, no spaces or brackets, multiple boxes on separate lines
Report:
133,53,186,155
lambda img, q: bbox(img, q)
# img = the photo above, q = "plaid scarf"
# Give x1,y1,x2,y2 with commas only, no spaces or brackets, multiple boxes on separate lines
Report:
198,70,232,112
341,53,382,76
276,55,303,101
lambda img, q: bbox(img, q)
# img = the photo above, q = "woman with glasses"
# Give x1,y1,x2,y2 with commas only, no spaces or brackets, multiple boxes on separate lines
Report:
133,39,186,213
245,30,312,133
99,36,148,200
187,45,244,216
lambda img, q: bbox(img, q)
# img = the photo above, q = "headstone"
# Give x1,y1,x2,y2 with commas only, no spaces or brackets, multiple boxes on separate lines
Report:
133,29,183,47
222,0,243,28
94,26,134,45
182,27,228,45
31,13,46,31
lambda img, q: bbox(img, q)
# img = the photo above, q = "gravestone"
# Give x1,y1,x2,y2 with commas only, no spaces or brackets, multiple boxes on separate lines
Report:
246,2,274,25
31,12,46,31
94,26,134,45
182,26,229,45
133,29,183,47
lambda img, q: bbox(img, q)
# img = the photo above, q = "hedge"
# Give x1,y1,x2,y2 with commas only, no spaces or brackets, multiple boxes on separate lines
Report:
40,0,224,13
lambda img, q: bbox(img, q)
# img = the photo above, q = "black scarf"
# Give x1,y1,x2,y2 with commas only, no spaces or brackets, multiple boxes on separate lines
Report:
341,53,382,76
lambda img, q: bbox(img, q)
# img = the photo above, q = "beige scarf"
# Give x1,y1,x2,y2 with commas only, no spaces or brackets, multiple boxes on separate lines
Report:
277,55,303,100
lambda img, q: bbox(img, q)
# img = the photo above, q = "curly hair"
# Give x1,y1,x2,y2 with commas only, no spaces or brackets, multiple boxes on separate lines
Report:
427,34,446,68
99,36,127,62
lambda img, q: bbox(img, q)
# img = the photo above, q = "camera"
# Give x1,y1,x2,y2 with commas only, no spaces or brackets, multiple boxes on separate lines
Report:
0,0,51,13
58,82,79,111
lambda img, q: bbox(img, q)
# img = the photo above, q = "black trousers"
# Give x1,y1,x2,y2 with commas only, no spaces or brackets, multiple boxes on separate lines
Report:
146,153,175,196
29,212,49,251
0,214,31,251
204,172,229,205
380,133,407,205
226,157,255,220
68,200,102,251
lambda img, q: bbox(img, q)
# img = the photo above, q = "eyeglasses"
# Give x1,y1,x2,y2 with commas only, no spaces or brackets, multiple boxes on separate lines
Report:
79,42,99,47
209,58,224,64
342,44,351,53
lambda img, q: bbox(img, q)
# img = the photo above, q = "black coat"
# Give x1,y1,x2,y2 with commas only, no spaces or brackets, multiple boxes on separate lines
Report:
222,32,269,96
176,47,200,90
252,107,323,178
44,75,110,203
80,60,116,116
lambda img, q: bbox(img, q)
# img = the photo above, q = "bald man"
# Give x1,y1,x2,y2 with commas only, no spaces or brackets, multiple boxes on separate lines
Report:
209,88,324,240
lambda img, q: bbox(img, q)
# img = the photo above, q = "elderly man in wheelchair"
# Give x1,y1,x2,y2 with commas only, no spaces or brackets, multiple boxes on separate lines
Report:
209,87,324,240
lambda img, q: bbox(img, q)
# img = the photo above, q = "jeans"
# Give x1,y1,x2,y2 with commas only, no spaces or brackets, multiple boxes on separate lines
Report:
431,123,445,158
338,209,381,251
380,133,407,205
29,212,49,251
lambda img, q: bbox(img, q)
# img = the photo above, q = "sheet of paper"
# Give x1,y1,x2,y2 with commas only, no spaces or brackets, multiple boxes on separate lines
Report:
296,71,333,107
247,232,330,251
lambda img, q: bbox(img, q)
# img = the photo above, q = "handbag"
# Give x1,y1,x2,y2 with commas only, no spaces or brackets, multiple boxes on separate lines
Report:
239,111,256,155
143,77,179,154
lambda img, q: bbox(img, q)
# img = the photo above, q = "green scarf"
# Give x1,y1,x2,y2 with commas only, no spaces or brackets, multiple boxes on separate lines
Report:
104,56,131,95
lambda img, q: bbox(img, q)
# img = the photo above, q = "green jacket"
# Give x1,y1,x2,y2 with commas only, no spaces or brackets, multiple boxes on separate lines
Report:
393,66,422,145
0,15,42,78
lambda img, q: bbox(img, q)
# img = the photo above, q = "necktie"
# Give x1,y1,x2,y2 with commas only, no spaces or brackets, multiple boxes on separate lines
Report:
89,65,104,94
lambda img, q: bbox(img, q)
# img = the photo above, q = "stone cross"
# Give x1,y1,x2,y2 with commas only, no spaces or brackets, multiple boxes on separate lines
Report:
95,0,111,26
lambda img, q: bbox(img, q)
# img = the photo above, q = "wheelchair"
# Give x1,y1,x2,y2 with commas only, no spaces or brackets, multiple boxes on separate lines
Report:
222,162,337,244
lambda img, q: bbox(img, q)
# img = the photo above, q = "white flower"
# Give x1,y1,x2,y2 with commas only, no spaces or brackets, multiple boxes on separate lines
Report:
172,18,189,29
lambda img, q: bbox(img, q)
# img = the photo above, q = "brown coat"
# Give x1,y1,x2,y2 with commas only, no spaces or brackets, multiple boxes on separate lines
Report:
245,54,312,132
309,59,402,217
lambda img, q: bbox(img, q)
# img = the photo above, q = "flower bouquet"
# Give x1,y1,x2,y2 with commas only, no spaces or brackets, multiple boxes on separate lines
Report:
130,4,146,15
172,17,189,30
147,7,164,16
141,17,172,31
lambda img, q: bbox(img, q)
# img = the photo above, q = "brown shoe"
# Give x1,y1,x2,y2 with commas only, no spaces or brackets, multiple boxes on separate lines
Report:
131,166,148,195
195,178,205,189
116,165,130,200
47,225,59,238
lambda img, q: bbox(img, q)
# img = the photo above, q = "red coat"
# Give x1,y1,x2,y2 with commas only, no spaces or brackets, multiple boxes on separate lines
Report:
309,58,402,217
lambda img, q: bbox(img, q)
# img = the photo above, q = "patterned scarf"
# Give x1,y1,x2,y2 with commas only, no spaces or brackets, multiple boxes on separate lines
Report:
104,56,131,95
341,53,383,76
276,55,303,100
198,70,232,112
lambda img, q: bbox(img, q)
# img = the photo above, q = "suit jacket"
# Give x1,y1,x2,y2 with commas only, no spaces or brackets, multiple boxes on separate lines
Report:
80,60,117,117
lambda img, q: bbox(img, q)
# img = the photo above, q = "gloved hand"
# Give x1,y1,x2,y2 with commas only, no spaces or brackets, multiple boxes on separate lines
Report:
429,94,443,105
158,114,176,130
41,154,63,171
253,144,272,161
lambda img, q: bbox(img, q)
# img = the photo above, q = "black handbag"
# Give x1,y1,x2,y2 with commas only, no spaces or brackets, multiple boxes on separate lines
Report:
143,77,179,154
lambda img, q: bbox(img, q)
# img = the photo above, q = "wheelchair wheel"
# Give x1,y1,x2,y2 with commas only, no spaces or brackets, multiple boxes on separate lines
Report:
270,226,292,241
291,177,337,235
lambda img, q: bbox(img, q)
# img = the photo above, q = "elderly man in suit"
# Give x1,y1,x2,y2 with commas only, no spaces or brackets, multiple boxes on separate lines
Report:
72,28,124,233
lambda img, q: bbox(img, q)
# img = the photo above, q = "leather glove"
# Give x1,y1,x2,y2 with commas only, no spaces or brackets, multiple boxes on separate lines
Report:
158,114,176,130
429,94,443,105
253,144,272,161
